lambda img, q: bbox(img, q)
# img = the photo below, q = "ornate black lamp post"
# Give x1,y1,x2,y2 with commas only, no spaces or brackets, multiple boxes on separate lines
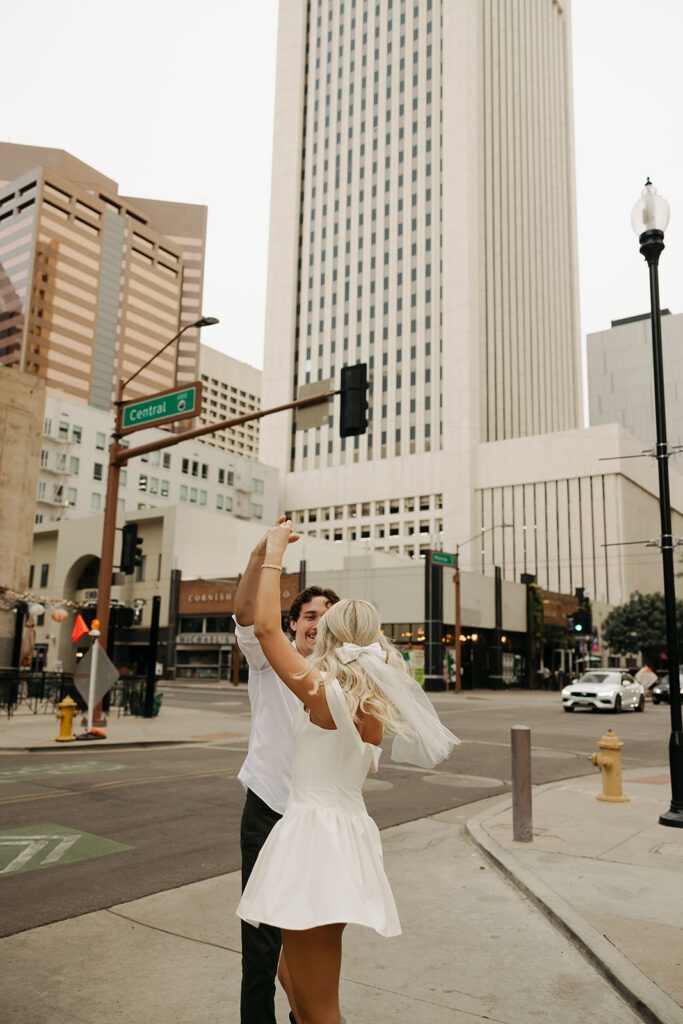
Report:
631,179,683,827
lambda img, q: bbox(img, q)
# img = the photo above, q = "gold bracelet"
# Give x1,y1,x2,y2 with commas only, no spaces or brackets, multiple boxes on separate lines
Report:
262,563,283,571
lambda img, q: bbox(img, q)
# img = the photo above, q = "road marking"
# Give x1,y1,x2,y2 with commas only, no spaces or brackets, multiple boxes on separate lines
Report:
0,762,130,785
0,768,237,806
0,825,132,876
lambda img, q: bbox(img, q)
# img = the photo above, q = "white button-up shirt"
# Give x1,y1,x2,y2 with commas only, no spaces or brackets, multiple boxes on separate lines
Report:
235,618,300,814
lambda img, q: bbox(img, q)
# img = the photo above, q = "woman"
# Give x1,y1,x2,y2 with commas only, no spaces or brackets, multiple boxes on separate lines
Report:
237,521,459,1024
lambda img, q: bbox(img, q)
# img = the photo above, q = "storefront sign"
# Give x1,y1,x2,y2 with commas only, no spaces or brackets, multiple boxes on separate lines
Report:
179,574,302,616
176,633,233,645
541,590,580,627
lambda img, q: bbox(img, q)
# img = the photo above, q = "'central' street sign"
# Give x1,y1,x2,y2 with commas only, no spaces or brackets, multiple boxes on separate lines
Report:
431,551,458,568
120,382,202,434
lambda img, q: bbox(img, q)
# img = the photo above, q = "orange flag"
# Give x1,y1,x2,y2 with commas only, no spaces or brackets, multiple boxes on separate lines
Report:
71,614,89,643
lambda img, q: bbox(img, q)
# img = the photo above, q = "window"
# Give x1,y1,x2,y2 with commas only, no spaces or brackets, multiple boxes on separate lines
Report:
59,421,69,439
216,494,224,509
40,449,49,467
227,471,235,487
90,492,101,511
225,496,233,512
40,563,49,587
253,478,264,493
95,432,106,450
182,458,189,474
93,463,103,481
201,464,208,480
200,490,207,506
218,468,225,484
251,503,263,519
72,425,82,444
66,487,77,506
161,480,169,496
163,453,171,469
120,469,127,486
179,484,188,501
69,456,80,475
190,487,198,503
28,564,35,588
149,477,159,494
138,475,148,492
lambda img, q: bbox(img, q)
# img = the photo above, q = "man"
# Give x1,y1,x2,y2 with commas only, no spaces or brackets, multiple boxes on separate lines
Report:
234,522,339,1023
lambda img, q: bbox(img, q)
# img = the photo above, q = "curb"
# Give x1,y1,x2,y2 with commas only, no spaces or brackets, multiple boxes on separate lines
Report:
466,803,683,1024
0,739,203,754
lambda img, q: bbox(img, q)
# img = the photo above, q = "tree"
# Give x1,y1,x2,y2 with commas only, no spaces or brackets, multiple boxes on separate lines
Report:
601,591,683,666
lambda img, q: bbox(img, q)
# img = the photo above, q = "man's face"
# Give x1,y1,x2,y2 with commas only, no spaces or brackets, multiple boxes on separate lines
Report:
291,596,332,657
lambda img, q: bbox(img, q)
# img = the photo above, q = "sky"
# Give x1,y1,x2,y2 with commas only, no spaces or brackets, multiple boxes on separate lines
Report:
3,0,683,393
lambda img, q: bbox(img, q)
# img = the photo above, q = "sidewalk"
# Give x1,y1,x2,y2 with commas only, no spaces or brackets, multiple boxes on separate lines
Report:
0,693,252,750
2,705,682,1022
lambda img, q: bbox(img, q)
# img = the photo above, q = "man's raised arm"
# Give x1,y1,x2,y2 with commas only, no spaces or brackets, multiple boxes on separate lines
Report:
234,517,300,626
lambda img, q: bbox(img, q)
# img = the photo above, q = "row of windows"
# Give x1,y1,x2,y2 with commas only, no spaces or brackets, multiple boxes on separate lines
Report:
302,521,441,542
288,494,442,521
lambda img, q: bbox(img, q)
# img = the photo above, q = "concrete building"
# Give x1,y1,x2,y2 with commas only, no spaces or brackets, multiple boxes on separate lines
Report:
587,310,683,451
29,506,529,685
34,393,277,527
197,344,261,457
260,0,582,562
0,142,207,408
0,367,45,664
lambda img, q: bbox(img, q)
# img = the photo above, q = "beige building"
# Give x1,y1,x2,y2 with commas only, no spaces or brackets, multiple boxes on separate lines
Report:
260,0,582,560
197,344,261,456
0,366,45,664
0,142,207,409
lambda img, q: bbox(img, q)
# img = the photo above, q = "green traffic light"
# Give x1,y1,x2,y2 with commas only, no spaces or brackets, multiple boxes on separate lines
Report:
574,623,583,632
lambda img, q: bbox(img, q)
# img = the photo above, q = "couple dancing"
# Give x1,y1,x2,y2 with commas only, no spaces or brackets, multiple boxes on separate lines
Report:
235,518,459,1023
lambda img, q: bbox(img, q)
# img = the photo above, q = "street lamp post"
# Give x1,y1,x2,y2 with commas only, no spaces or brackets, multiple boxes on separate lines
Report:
631,179,683,828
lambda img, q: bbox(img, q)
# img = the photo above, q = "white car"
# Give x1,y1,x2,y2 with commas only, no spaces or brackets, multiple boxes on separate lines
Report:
561,671,645,713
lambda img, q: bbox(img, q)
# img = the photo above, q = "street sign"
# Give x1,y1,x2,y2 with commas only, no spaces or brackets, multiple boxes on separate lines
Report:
431,551,458,568
74,645,119,707
120,381,202,434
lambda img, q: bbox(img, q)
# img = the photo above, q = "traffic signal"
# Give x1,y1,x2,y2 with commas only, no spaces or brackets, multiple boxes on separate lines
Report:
568,606,592,634
339,363,369,437
120,523,143,575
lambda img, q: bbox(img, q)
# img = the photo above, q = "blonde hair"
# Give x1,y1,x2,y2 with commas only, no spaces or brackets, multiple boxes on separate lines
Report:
302,598,410,735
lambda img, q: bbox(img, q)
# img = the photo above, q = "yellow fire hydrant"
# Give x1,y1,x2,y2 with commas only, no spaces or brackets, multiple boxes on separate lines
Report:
55,695,77,743
589,729,629,802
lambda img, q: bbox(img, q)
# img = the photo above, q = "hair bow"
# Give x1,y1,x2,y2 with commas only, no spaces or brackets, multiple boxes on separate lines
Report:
336,641,384,664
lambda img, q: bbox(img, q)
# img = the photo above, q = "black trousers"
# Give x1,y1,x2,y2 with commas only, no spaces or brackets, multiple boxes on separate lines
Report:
240,788,283,1024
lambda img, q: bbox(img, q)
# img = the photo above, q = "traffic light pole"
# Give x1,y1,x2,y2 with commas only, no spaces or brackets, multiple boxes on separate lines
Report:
94,386,338,672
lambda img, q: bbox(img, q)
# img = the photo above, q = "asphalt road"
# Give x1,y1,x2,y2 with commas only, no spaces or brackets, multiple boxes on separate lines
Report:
0,689,672,937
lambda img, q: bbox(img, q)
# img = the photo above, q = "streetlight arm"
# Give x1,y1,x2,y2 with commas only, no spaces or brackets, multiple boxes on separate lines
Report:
120,324,189,392
120,316,218,393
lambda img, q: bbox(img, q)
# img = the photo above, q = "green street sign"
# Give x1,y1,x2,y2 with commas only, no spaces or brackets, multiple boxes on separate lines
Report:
121,382,202,434
431,551,458,568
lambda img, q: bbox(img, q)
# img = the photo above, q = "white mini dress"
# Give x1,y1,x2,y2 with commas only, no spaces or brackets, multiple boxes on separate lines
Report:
236,678,401,937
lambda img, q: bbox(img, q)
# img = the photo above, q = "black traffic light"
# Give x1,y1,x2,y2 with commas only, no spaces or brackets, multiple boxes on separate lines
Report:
339,363,369,437
568,606,592,635
575,606,592,634
120,523,143,575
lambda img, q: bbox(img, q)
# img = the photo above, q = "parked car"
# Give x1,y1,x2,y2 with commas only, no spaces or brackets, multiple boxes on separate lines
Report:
651,673,680,705
561,671,645,713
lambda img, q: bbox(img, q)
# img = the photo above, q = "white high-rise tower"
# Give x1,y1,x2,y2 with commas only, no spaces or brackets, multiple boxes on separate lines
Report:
261,0,582,562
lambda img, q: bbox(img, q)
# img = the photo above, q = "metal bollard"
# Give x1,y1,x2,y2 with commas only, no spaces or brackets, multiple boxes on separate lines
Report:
511,725,533,842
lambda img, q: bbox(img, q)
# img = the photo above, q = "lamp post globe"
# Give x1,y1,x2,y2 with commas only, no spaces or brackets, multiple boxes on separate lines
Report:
631,180,683,828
